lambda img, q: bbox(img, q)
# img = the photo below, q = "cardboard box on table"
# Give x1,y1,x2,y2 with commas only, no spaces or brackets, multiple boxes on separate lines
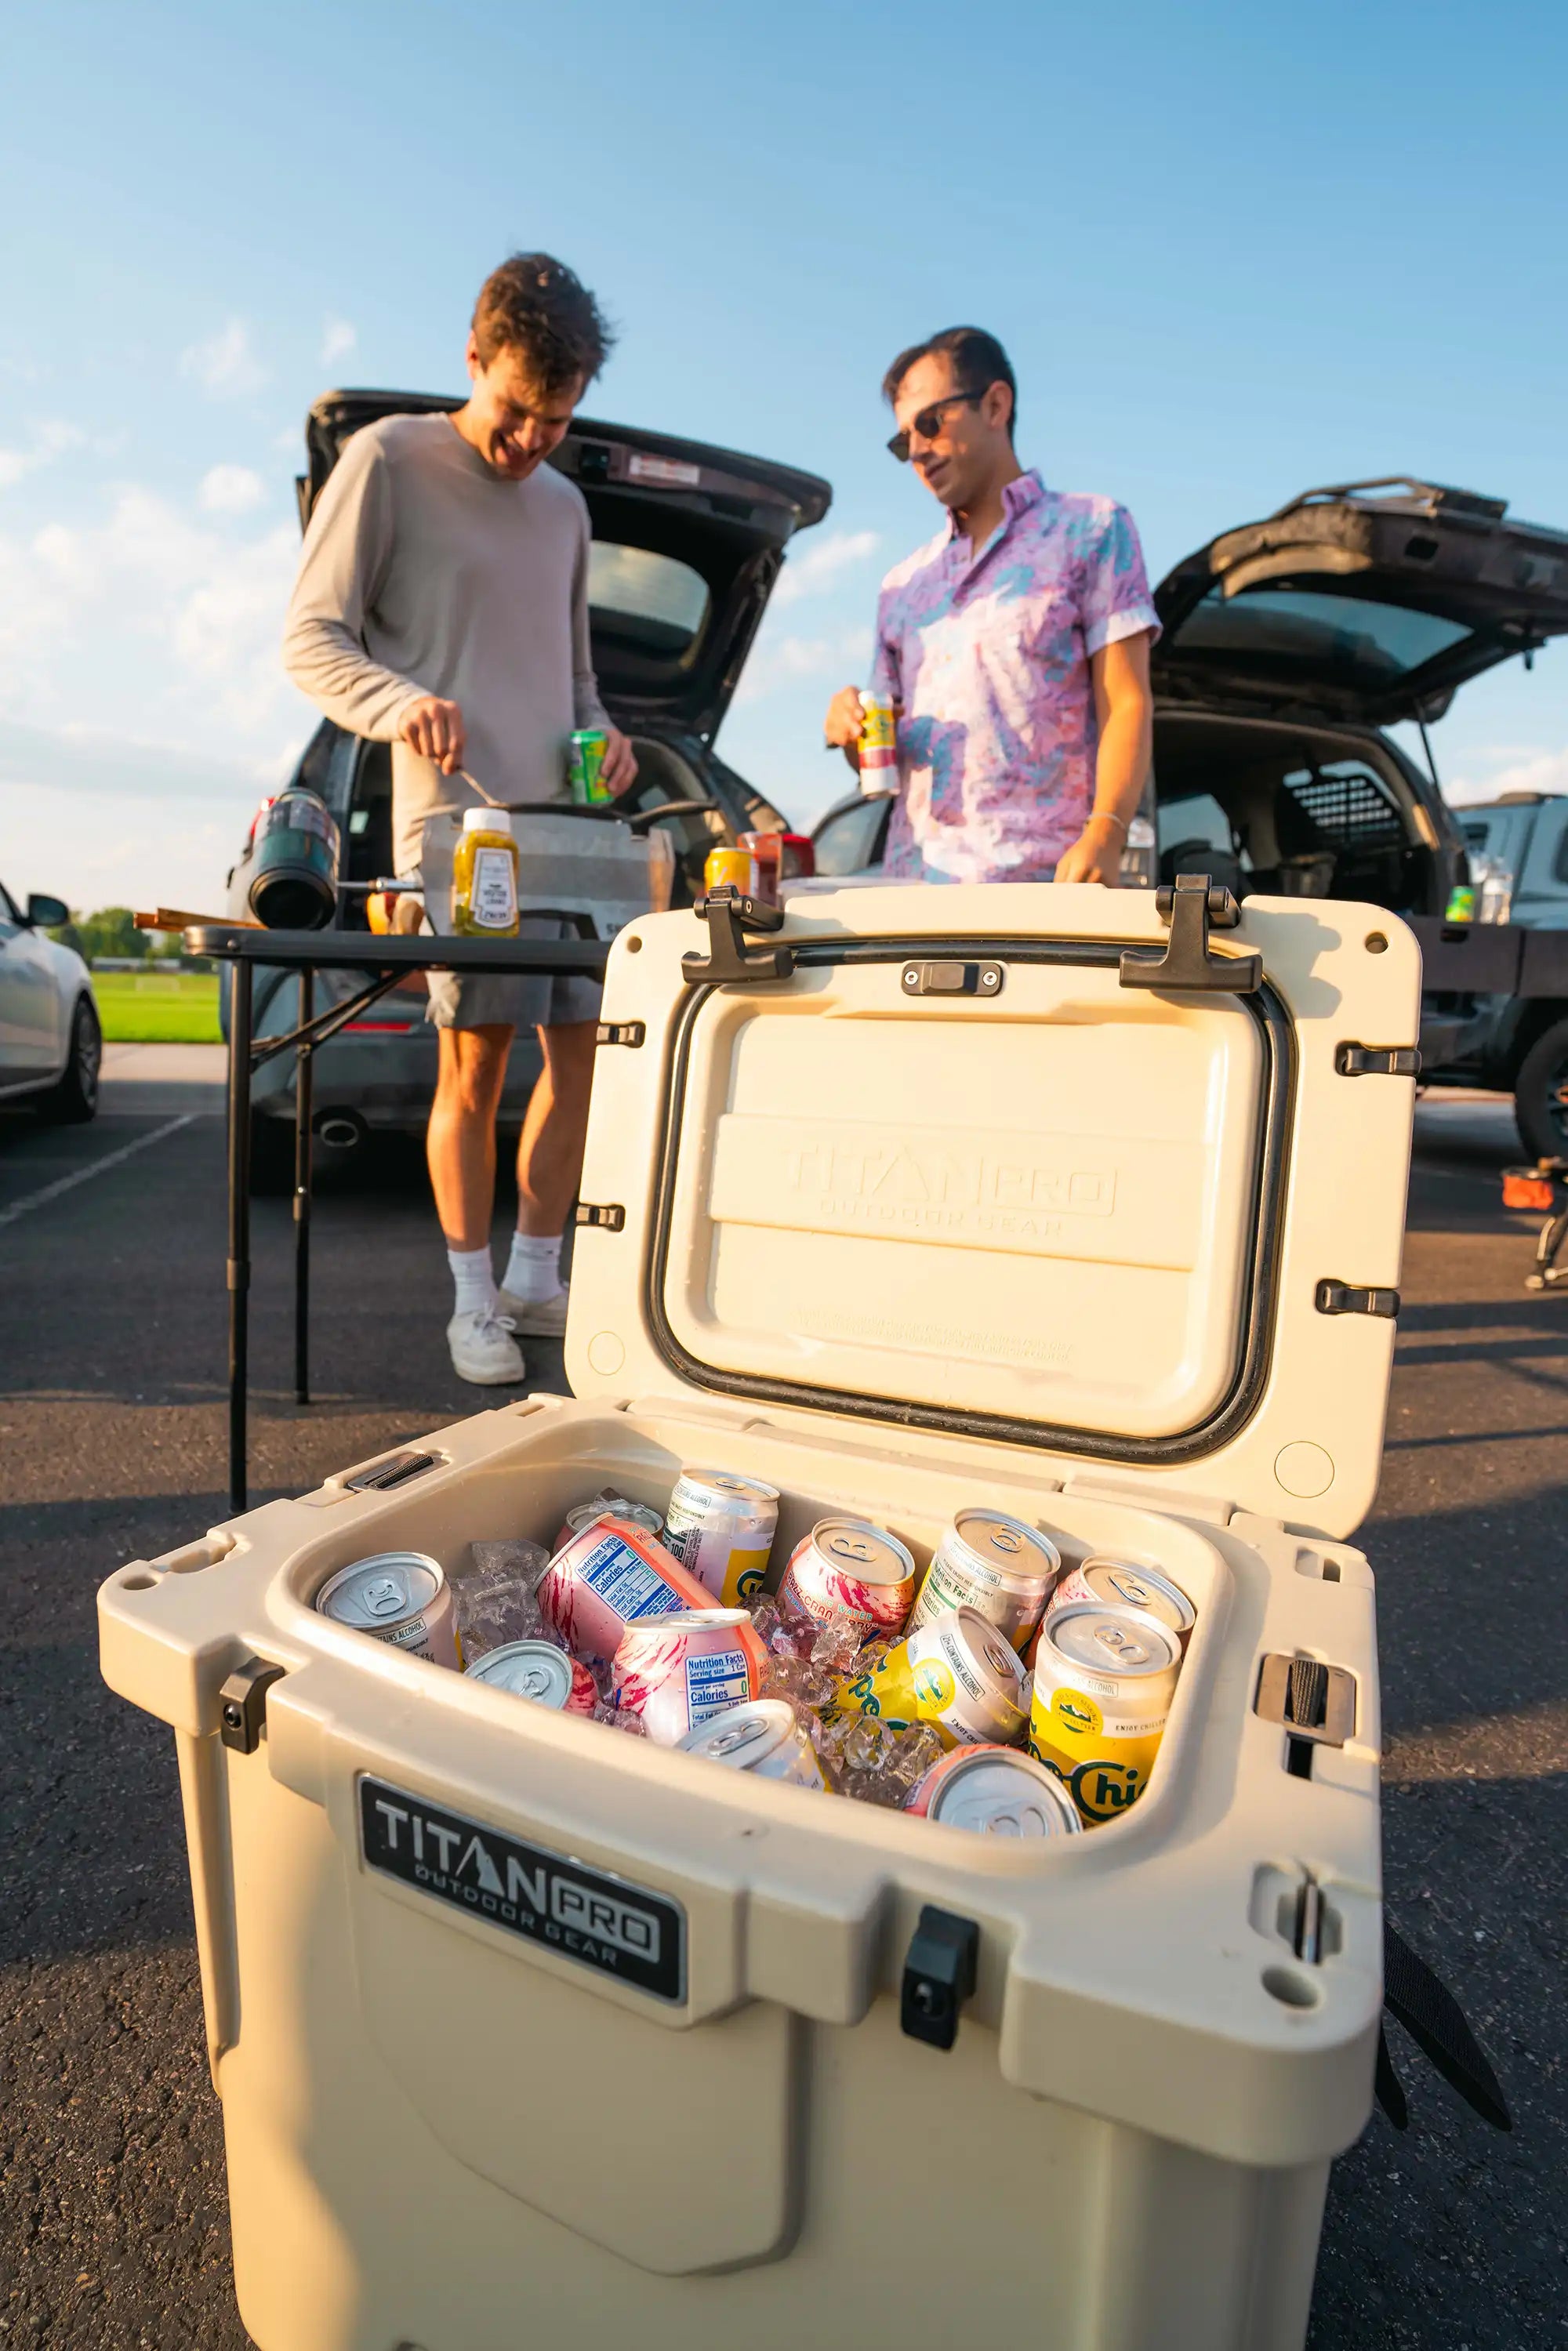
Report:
98,881,1417,2351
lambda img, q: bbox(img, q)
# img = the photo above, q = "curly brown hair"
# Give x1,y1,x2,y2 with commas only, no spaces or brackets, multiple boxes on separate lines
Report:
471,252,614,393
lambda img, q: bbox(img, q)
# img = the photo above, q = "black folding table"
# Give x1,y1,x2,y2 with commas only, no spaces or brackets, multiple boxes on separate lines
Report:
187,924,611,1514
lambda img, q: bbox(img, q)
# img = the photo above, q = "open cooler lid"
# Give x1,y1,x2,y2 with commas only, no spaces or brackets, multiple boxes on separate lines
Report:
566,880,1421,1540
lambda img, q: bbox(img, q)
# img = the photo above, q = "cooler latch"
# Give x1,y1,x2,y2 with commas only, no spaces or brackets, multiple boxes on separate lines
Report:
901,1905,980,2051
681,887,795,987
575,1202,626,1232
1118,873,1262,996
218,1658,285,1754
596,1020,645,1047
1254,1653,1357,1747
901,960,1004,997
1336,1043,1421,1077
1316,1279,1400,1318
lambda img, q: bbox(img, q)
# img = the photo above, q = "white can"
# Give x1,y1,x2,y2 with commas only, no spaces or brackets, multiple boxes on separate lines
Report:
678,1699,832,1790
315,1551,461,1669
662,1466,780,1605
1048,1557,1195,1647
910,1509,1061,1653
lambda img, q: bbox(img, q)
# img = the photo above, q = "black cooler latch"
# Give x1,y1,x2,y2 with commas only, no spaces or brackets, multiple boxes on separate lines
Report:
681,886,795,987
1316,1279,1400,1318
218,1658,285,1754
1119,873,1262,996
901,1905,980,2050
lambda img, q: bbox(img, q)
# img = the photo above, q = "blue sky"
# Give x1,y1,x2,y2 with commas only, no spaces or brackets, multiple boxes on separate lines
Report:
4,0,1567,912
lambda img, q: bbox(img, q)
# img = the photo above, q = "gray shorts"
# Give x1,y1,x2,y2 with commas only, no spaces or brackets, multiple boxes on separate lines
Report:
425,918,603,1033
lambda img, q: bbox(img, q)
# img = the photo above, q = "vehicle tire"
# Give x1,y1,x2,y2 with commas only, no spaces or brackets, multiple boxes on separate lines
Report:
1513,1015,1568,1160
37,994,102,1124
249,1111,296,1198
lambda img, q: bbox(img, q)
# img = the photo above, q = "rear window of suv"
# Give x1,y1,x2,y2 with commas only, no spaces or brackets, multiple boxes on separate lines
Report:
588,544,710,658
1178,586,1472,686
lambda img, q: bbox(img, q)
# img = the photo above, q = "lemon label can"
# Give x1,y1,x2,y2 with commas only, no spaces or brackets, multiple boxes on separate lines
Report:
1029,1602,1180,1823
833,1606,1027,1750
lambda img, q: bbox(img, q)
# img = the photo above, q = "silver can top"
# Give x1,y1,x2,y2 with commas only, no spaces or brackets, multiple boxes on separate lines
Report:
927,1751,1083,1838
1044,1603,1179,1680
678,1699,797,1768
676,1466,781,1510
1076,1557,1195,1634
317,1551,442,1629
465,1641,575,1707
811,1518,916,1588
946,1605,1030,1696
949,1509,1062,1587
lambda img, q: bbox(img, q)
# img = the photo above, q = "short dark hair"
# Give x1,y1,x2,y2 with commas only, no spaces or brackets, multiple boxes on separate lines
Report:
882,326,1018,435
472,252,614,393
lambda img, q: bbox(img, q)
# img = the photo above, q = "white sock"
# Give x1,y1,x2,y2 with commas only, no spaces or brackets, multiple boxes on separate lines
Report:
448,1245,498,1318
503,1230,564,1304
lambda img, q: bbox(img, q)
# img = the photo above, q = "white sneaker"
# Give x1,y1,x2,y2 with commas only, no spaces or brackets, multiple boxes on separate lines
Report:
446,1307,526,1385
497,1284,569,1339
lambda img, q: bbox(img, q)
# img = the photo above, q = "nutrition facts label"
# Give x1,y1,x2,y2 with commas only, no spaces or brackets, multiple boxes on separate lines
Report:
579,1537,681,1622
684,1648,751,1725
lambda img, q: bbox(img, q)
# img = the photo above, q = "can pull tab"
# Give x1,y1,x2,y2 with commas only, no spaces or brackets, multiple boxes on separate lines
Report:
901,1905,980,2051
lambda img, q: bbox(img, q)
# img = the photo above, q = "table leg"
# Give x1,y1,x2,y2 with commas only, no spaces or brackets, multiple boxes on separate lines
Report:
227,960,253,1515
294,971,314,1407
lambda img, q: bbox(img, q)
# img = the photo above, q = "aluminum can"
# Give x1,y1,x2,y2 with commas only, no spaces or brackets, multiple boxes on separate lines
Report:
465,1639,597,1716
662,1466,780,1606
737,830,783,904
1048,1556,1195,1647
833,1606,1028,1750
611,1609,766,1746
857,694,898,794
554,1492,666,1551
1029,1603,1180,1824
910,1509,1061,1653
776,1517,916,1642
703,844,760,898
316,1551,460,1668
678,1698,832,1790
566,727,612,805
906,1743,1082,1837
537,1515,713,1663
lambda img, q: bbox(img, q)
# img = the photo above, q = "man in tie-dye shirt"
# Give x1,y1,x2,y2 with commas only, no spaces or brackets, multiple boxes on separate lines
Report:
824,326,1158,883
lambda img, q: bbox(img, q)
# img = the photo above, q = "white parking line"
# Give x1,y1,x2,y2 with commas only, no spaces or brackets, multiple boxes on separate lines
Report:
0,1114,197,1230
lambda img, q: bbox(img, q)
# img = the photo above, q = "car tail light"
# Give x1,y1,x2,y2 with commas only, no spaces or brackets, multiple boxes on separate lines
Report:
779,831,815,880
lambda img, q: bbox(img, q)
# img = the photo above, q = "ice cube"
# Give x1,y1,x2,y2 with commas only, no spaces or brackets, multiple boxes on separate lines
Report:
593,1701,648,1736
810,1618,864,1674
760,1653,837,1711
452,1541,552,1663
470,1539,550,1593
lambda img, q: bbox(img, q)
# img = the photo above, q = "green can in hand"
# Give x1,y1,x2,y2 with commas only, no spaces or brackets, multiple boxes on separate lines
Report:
567,728,612,805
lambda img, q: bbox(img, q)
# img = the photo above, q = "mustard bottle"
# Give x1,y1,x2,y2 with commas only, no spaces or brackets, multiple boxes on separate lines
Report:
452,807,519,937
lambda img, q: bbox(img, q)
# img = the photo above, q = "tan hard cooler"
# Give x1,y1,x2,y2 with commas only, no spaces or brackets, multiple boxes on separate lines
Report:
98,879,1418,2351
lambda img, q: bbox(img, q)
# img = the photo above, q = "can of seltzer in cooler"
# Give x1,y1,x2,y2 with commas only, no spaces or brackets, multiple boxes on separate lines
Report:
909,1509,1061,1654
906,1743,1082,1837
611,1609,766,1746
466,1640,597,1716
537,1516,713,1663
833,1606,1028,1750
776,1518,916,1642
857,694,898,794
554,1493,666,1552
1048,1556,1195,1649
662,1467,780,1606
566,728,612,805
678,1698,833,1790
316,1551,462,1668
1029,1603,1181,1823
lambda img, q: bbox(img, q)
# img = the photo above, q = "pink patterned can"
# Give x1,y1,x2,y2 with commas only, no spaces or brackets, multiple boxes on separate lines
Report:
775,1518,916,1642
536,1515,713,1663
610,1609,767,1747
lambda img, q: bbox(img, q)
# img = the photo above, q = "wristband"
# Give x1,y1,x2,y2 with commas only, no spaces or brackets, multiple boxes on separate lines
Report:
1086,810,1129,836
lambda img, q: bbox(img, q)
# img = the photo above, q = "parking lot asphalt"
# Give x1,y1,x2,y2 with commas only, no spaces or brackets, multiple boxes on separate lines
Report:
1,1063,1563,2348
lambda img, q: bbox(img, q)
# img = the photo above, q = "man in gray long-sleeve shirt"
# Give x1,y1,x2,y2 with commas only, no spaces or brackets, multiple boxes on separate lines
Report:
283,252,635,1387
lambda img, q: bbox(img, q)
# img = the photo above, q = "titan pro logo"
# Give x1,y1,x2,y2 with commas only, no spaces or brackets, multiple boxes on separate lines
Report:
359,1776,686,2004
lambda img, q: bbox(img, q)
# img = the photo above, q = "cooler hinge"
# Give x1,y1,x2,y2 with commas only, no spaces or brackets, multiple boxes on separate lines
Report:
575,1202,626,1232
681,886,795,987
218,1658,285,1754
596,1020,645,1047
1316,1279,1400,1318
1119,873,1261,996
1335,1042,1421,1077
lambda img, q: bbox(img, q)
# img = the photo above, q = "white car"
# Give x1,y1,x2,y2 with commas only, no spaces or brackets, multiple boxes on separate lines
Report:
0,879,101,1123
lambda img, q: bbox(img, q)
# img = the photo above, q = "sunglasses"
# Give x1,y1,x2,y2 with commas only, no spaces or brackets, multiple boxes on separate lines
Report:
887,386,989,463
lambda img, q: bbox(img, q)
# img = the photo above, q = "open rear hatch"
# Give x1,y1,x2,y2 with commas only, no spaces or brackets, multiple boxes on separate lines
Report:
299,391,831,742
1153,477,1568,725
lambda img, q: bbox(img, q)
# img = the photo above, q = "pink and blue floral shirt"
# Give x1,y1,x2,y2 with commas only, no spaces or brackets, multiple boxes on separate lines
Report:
869,470,1160,882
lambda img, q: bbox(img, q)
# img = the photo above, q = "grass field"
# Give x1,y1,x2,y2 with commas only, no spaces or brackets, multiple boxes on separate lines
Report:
94,971,222,1043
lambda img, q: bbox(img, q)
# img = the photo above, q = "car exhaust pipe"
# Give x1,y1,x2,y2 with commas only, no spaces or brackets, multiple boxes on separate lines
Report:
314,1111,367,1154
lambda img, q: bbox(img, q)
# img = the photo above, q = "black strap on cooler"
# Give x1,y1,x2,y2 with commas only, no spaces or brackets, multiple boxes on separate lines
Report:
1376,1918,1512,2133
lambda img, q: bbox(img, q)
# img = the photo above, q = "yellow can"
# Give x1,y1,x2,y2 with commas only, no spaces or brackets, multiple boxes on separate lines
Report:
703,845,760,899
832,1606,1027,1749
1028,1603,1180,1823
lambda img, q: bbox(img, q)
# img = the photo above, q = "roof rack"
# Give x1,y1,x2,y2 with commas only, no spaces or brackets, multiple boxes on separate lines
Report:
1268,478,1508,524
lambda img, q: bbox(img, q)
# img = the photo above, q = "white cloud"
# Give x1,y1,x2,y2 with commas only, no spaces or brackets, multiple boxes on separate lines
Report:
199,463,267,515
772,528,881,608
0,419,85,490
180,318,267,398
1445,746,1568,806
733,623,873,706
321,316,357,366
